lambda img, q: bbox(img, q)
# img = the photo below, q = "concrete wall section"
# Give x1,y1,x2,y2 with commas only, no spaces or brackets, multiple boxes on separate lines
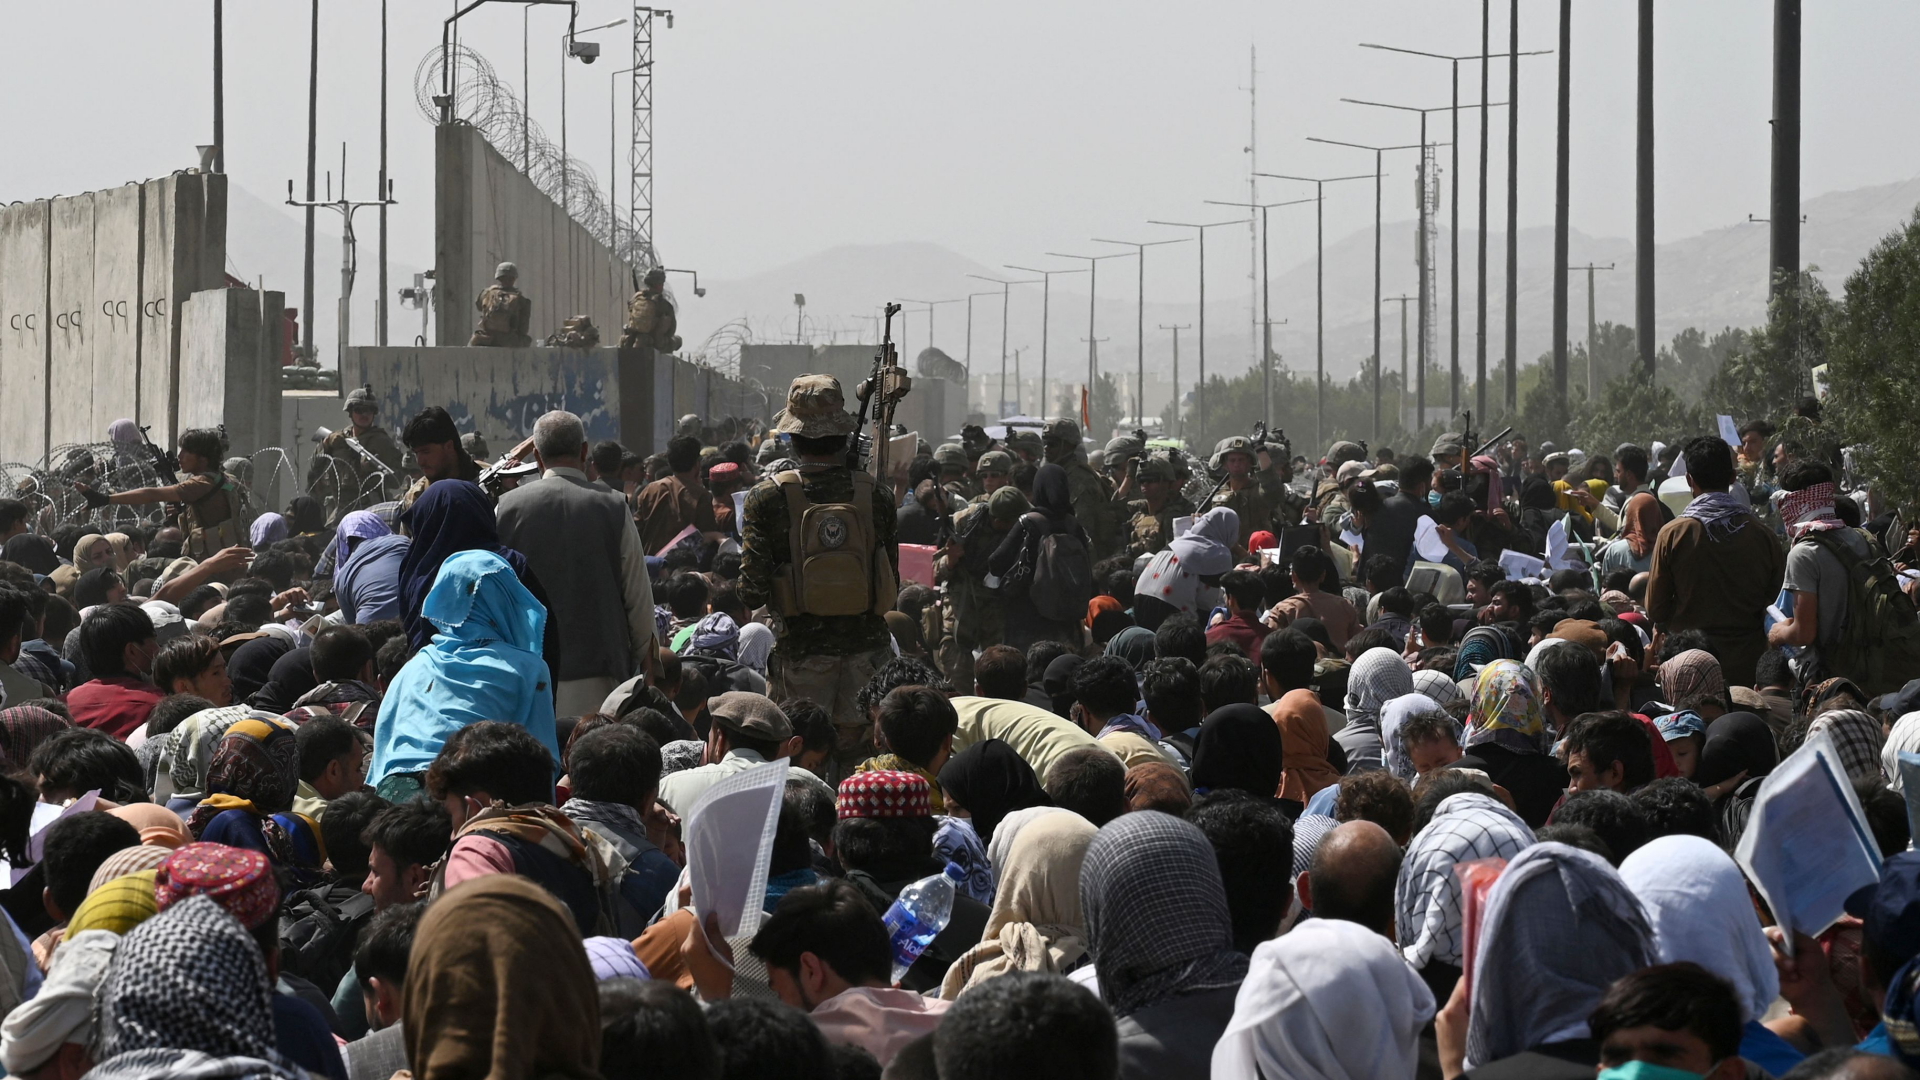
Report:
179,287,286,458
91,185,144,435
349,345,637,453
48,196,96,450
0,202,50,463
436,124,643,350
282,390,345,493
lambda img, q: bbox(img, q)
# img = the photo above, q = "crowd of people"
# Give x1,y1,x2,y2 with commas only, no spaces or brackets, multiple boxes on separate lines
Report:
0,379,1915,1079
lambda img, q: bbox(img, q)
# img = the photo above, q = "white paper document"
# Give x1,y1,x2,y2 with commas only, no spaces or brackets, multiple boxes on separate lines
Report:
682,761,789,940
1734,729,1882,953
1498,548,1545,582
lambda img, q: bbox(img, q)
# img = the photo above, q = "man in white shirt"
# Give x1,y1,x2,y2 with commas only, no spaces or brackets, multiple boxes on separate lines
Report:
656,692,830,814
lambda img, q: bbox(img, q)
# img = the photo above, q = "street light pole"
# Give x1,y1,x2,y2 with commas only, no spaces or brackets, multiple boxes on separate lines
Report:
1569,263,1614,399
967,275,1040,419
1092,237,1189,428
1204,198,1313,429
1158,324,1191,437
1386,294,1416,428
963,290,999,410
1005,266,1088,427
1046,252,1132,426
1256,173,1370,450
1147,219,1247,443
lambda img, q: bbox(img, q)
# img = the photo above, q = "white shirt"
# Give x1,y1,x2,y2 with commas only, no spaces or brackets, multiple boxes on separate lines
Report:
655,748,831,816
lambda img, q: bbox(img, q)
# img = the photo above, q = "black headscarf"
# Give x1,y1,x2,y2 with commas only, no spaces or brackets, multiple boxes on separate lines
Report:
248,646,319,714
286,495,327,536
398,480,530,650
1042,654,1088,717
1189,703,1284,798
74,569,122,609
1518,475,1558,511
1,534,58,575
1030,464,1079,532
225,636,294,705
937,738,1050,843
1694,711,1779,789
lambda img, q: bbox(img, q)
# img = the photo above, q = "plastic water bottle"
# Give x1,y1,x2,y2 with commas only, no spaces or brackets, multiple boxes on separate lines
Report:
882,862,964,984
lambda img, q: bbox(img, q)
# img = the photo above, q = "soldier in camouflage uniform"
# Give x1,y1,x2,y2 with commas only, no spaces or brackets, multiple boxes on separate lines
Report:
1204,435,1308,547
621,268,683,353
1005,429,1044,466
737,374,898,782
84,427,249,560
1127,456,1195,558
935,443,978,503
971,450,1014,502
311,386,404,504
1042,418,1126,561
470,262,533,347
1312,440,1370,522
937,484,1028,694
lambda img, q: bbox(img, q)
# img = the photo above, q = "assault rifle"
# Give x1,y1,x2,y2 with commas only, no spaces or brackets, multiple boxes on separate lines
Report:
853,302,911,479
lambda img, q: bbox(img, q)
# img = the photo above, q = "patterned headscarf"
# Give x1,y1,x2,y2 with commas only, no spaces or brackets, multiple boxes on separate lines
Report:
583,937,650,982
88,846,172,895
1681,490,1754,542
1660,650,1727,712
1808,709,1886,783
1464,660,1547,755
1395,792,1536,970
1381,693,1452,782
161,706,252,804
0,706,70,769
1080,811,1248,1017
687,612,740,661
95,894,279,1063
68,871,160,937
1413,668,1465,709
187,716,300,838
1453,626,1517,684
1344,648,1414,730
1779,480,1849,541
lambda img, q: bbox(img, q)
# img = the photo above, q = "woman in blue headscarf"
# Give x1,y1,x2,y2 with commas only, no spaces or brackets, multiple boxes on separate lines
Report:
371,549,559,800
397,481,560,679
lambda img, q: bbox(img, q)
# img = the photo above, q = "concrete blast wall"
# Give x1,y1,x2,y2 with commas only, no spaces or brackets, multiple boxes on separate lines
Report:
435,123,641,350
740,343,965,443
0,173,226,464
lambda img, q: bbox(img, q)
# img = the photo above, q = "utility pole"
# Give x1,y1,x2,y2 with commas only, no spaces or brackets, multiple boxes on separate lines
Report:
301,0,318,361
1007,265,1088,431
1569,263,1615,400
964,290,999,397
1046,251,1131,424
1159,324,1190,438
1505,0,1521,414
967,275,1039,419
1148,219,1245,442
1253,175,1366,450
1551,0,1571,403
1244,45,1261,368
1204,198,1313,429
1093,237,1188,428
1386,295,1416,430
1480,0,1493,410
1080,337,1111,431
377,0,389,346
287,150,397,370
212,0,224,174
1636,0,1656,378
1770,0,1801,301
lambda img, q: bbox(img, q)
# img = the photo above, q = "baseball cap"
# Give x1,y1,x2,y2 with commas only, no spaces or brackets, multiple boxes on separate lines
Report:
1879,679,1920,720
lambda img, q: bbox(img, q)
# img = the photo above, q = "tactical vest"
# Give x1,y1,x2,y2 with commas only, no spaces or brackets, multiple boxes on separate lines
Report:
771,469,895,618
180,472,244,560
478,286,523,335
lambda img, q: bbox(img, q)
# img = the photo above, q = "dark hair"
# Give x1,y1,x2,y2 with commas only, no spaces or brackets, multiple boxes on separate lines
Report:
1117,652,1189,733
1590,962,1743,1066
1377,587,1414,619
1186,790,1294,954
363,797,453,873
1415,605,1454,647
1856,776,1912,860
1488,580,1535,622
296,716,363,783
151,633,221,694
1552,788,1649,864
1399,710,1461,753
425,721,555,806
178,427,228,462
1259,628,1317,691
749,879,891,986
308,624,373,683
784,776,837,850
1658,628,1717,666
248,551,295,591
1535,644,1603,719
1616,445,1649,483
831,815,938,873
1361,554,1400,590
1343,626,1398,663
1043,747,1128,827
0,499,28,535
1398,456,1435,490
43,811,142,916
353,900,424,990
30,728,145,804
598,979,719,1080
935,972,1116,1080
1630,777,1718,845
1153,613,1206,667
1219,569,1264,611
877,687,959,767
1025,641,1073,686
147,694,214,738
973,645,1028,700
706,998,835,1080
666,435,703,475
1089,608,1133,646
570,725,664,808
1410,770,1495,836
1070,656,1138,718
1564,711,1656,793
779,698,834,756
590,440,627,479
0,589,27,649
665,572,711,620
854,657,950,715
1290,545,1337,590
1335,770,1415,846
1779,458,1834,493
374,634,411,684
1197,654,1257,714
1680,436,1736,492
321,791,389,878
78,603,155,678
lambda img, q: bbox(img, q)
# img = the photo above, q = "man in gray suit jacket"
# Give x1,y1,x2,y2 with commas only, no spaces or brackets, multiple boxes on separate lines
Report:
497,410,656,716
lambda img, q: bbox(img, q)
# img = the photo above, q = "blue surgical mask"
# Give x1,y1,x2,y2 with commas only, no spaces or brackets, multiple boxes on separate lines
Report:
1429,490,1443,508
1598,1062,1706,1080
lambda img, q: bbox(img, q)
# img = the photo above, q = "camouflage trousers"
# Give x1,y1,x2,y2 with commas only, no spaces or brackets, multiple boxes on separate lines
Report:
770,646,895,785
935,600,1004,697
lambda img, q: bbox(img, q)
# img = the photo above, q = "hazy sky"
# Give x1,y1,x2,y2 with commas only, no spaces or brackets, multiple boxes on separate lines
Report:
4,1,1918,313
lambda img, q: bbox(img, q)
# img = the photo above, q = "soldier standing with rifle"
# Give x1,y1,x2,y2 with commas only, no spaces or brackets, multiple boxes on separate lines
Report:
81,427,248,560
1205,429,1305,548
470,262,534,347
737,318,906,781
311,386,404,502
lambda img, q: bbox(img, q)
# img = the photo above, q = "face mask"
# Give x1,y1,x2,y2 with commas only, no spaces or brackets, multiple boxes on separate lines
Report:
1429,490,1443,508
1598,1062,1706,1080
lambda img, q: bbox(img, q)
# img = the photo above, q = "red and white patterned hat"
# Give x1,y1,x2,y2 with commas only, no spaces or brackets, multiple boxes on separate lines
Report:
836,770,933,820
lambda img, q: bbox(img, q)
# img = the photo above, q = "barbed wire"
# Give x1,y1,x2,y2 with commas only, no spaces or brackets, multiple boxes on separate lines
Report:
416,44,660,274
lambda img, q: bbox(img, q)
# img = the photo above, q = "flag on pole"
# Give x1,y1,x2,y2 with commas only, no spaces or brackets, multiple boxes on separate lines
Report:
1080,386,1091,432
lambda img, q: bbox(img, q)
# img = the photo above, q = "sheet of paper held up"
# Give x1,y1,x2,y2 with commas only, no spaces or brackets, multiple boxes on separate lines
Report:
5,791,100,886
1735,729,1882,954
682,761,789,941
1499,548,1546,582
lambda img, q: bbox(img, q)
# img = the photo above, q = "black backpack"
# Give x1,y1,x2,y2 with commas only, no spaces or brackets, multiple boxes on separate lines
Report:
277,883,377,995
1024,516,1093,623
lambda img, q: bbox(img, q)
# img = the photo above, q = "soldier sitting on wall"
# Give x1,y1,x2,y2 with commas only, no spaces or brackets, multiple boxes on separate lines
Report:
471,261,533,347
621,268,682,354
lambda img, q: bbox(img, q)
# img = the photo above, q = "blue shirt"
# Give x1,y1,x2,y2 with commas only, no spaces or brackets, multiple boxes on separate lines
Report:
335,534,410,625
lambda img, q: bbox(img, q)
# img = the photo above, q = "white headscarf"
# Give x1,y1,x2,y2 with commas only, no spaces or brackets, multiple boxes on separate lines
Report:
1212,918,1436,1080
1344,648,1414,729
1135,507,1239,615
1619,834,1779,1022
1380,692,1447,781
1412,668,1465,708
0,930,119,1075
1883,711,1920,793
987,806,1072,876
736,622,775,675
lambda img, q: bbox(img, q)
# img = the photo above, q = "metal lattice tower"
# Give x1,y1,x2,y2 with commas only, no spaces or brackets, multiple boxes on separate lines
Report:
629,7,659,271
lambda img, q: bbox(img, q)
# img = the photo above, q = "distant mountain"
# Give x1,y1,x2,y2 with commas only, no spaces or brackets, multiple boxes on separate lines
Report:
680,176,1920,389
